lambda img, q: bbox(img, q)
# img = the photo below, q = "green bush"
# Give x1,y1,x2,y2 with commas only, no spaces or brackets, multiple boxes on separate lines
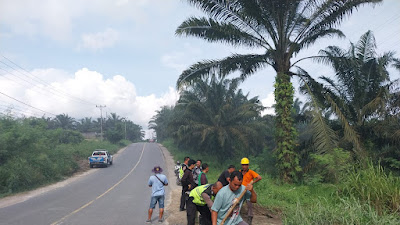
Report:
0,139,128,196
341,161,400,214
305,148,352,184
284,197,400,225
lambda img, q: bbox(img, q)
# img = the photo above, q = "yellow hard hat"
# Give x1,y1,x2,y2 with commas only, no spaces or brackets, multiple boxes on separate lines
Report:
241,157,249,164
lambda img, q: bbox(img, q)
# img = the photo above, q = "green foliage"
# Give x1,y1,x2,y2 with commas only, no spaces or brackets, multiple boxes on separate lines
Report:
158,76,266,159
0,116,128,197
285,197,400,225
305,148,352,184
176,0,382,183
165,139,400,224
341,161,400,214
51,128,84,144
274,73,300,182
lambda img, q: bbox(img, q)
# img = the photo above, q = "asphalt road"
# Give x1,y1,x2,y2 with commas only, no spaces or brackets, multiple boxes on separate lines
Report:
0,142,169,225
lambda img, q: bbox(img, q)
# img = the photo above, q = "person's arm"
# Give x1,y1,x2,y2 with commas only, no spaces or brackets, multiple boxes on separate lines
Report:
251,170,262,184
246,183,257,203
254,174,262,183
148,177,152,187
202,193,213,208
211,210,218,225
181,170,189,185
188,173,196,190
164,176,169,186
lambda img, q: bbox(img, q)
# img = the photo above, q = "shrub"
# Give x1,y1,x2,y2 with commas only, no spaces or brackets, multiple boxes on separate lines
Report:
284,197,400,225
341,161,400,214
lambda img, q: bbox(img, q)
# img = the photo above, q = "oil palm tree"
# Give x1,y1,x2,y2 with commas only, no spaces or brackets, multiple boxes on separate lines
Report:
301,30,398,157
53,114,76,130
149,106,176,142
175,76,265,158
176,0,382,182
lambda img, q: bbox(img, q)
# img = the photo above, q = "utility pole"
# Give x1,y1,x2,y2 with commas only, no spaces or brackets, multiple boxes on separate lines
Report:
122,118,127,140
96,105,106,141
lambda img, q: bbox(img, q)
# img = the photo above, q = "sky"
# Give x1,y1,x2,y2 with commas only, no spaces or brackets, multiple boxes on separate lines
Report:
0,0,399,138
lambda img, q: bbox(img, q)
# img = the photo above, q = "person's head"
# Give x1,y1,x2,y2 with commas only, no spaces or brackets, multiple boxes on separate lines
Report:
184,156,190,164
176,160,180,165
196,160,202,167
152,166,163,174
202,163,209,173
241,157,249,171
211,181,223,195
227,165,236,173
188,159,196,169
228,171,243,192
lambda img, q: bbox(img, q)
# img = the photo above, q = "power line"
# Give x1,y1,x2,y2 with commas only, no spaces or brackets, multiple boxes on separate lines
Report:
0,105,42,118
0,99,47,118
0,91,57,116
0,66,94,107
0,54,98,106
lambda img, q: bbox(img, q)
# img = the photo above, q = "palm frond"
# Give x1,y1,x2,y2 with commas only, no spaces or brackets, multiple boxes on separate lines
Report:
326,94,363,156
355,30,376,62
176,53,272,89
297,68,338,154
176,17,267,48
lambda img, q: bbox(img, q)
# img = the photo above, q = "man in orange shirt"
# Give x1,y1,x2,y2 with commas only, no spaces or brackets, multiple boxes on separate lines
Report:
240,157,261,225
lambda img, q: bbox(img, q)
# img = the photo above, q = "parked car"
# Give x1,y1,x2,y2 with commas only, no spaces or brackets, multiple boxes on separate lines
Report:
88,149,113,168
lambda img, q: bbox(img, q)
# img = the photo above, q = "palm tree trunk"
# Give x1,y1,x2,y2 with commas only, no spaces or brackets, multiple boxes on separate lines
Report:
274,72,300,183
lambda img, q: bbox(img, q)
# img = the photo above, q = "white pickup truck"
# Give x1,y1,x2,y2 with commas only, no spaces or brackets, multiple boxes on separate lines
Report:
88,150,113,168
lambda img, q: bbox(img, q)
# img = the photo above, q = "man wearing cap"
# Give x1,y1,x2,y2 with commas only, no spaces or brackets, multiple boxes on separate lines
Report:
147,166,168,224
240,158,261,225
187,181,223,225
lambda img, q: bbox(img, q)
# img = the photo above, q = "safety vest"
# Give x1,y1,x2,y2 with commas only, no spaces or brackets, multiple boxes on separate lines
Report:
189,184,214,206
179,164,186,179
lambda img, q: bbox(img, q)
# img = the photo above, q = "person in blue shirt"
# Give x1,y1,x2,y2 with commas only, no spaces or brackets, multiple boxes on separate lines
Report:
211,171,257,225
146,166,168,224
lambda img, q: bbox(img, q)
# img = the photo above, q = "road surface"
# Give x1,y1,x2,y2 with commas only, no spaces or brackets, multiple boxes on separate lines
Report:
0,142,168,225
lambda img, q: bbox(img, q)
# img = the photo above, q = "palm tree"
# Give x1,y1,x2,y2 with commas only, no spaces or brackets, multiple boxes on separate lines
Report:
174,76,265,158
149,106,176,142
77,117,93,133
301,30,398,157
176,0,382,182
53,114,76,130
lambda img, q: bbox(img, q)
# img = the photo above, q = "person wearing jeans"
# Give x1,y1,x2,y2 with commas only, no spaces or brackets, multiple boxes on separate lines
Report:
147,166,168,223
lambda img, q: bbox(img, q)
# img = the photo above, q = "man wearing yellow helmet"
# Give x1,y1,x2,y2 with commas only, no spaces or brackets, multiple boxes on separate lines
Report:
240,157,262,225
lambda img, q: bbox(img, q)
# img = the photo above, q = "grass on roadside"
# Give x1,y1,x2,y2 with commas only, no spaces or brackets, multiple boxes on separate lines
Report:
162,139,400,224
0,140,130,197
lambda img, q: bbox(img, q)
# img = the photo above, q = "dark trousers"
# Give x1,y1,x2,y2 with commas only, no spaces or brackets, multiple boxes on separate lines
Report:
180,187,188,210
187,197,211,225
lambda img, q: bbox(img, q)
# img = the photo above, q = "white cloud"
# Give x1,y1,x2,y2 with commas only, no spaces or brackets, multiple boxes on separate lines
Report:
0,68,179,137
0,0,176,41
161,43,204,73
260,92,275,116
78,28,120,51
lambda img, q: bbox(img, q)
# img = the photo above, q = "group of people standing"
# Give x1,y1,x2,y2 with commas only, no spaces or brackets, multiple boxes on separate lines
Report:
145,157,261,225
179,157,262,225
